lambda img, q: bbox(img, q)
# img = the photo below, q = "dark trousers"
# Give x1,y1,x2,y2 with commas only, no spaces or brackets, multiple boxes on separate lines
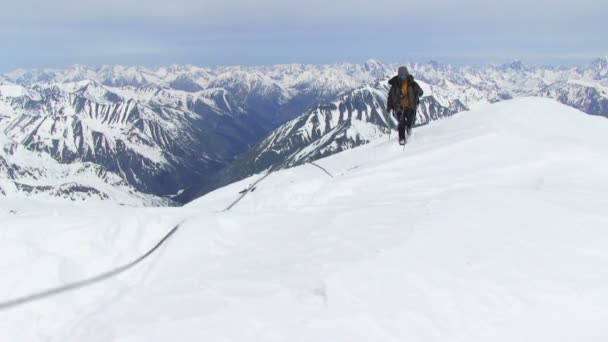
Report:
396,108,416,140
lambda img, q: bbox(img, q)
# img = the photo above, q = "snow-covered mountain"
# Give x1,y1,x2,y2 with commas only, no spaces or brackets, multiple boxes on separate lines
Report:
5,58,605,118
2,97,608,341
1,59,606,204
181,59,608,202
0,94,167,205
181,78,467,200
0,137,171,206
242,79,466,168
0,81,269,200
408,58,608,115
0,62,397,203
2,62,389,122
537,80,608,117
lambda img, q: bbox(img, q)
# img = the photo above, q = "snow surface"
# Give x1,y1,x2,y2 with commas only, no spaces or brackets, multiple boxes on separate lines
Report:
0,84,27,98
1,97,608,341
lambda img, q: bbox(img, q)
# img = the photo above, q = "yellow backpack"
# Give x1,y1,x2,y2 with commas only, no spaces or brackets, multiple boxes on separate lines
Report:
400,80,410,109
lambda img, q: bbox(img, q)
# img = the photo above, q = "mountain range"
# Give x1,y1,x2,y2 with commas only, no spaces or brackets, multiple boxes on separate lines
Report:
0,58,606,204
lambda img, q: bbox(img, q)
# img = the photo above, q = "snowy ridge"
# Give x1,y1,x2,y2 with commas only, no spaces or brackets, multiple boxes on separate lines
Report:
181,79,467,201
1,97,607,341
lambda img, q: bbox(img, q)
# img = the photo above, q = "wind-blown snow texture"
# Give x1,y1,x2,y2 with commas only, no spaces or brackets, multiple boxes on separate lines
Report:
1,59,607,204
1,98,607,341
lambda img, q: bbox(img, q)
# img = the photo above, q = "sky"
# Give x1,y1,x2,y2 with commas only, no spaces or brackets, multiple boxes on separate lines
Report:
0,0,606,72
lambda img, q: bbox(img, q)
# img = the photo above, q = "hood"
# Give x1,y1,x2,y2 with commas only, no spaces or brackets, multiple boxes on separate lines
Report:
388,75,400,86
388,74,414,86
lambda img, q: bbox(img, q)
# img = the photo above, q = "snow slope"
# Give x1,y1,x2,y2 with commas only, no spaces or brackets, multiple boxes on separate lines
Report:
1,97,608,341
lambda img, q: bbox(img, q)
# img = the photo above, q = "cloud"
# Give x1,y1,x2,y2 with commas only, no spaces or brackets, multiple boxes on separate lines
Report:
2,0,606,26
0,0,605,71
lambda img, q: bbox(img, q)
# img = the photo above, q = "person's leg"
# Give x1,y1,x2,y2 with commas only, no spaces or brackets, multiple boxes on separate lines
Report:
406,108,416,134
397,111,406,141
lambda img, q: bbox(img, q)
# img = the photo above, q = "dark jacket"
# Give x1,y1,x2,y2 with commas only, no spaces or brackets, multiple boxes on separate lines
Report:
387,75,423,113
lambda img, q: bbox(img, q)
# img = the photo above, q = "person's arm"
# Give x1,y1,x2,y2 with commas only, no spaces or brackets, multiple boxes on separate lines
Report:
412,80,423,108
387,85,394,113
417,83,424,97
408,83,416,111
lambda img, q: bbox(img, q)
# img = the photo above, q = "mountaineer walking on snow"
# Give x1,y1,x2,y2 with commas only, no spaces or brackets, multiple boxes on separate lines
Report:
387,66,423,145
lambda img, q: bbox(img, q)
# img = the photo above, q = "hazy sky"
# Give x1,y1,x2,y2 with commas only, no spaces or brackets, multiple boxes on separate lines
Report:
1,0,606,71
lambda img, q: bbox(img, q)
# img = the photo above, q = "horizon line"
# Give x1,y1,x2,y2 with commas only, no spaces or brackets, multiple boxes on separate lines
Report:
2,56,607,75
